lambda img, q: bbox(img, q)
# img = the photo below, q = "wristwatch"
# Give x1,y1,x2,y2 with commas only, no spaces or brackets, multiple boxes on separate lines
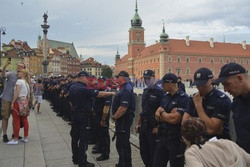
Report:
160,110,164,116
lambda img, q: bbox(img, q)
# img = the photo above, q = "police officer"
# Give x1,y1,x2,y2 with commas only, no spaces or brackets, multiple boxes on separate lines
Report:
154,73,189,167
177,77,186,93
112,71,135,167
182,67,231,139
91,76,112,161
69,71,115,167
135,69,164,167
213,63,250,153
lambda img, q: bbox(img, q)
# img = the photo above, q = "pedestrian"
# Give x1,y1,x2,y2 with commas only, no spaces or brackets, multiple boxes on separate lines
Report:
112,71,135,167
182,67,231,139
69,71,115,167
182,117,250,167
1,61,26,142
7,69,30,145
33,78,44,114
154,73,189,167
0,68,4,121
135,69,164,167
213,62,250,153
177,76,186,93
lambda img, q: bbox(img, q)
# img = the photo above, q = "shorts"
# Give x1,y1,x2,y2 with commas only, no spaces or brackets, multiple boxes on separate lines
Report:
1,99,12,120
35,95,43,104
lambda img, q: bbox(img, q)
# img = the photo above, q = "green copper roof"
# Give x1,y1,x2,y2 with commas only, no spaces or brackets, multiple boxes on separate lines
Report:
160,22,169,43
47,39,79,58
131,0,142,27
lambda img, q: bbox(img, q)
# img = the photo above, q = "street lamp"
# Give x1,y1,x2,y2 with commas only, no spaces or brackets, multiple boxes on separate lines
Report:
0,26,6,66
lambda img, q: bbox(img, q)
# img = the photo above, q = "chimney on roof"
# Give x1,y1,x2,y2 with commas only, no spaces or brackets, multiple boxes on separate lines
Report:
242,40,247,50
210,38,214,48
185,36,190,46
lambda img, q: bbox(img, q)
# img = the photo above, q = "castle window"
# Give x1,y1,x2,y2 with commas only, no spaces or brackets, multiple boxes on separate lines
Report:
186,68,190,75
198,57,202,63
168,56,172,62
177,57,181,62
186,57,190,63
241,59,244,64
168,67,172,73
210,58,214,63
220,58,223,63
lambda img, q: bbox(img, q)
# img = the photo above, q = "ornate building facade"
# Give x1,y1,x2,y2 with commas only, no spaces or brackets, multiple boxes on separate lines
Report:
114,2,250,80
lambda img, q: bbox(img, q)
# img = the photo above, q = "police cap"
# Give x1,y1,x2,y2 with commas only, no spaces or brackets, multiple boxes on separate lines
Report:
162,73,178,83
213,63,246,85
192,68,214,86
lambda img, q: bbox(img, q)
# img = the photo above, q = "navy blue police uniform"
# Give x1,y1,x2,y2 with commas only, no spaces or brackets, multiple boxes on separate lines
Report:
232,93,250,153
140,84,164,167
153,89,189,167
139,70,164,167
213,63,250,153
112,74,135,167
92,85,112,158
69,72,99,166
186,87,231,139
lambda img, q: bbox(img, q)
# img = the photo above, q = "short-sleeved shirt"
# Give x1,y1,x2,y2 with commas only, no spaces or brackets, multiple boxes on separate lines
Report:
14,79,29,97
93,86,112,116
112,82,135,116
232,92,250,153
159,90,189,140
69,81,99,116
1,72,18,102
140,84,164,120
186,88,231,139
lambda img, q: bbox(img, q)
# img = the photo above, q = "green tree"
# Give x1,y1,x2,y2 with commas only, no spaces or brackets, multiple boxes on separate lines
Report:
101,65,113,78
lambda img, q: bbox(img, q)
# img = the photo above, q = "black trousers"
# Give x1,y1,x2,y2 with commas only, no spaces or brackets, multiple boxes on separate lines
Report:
115,113,134,167
99,121,110,157
70,116,90,166
153,137,186,167
139,127,158,167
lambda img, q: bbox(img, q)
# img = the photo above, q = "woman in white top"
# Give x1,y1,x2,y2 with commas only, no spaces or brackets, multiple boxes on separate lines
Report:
7,70,30,145
182,117,250,167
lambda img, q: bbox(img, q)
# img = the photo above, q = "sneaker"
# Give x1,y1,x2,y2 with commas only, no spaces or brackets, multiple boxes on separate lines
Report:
3,134,9,143
7,139,18,145
21,138,28,143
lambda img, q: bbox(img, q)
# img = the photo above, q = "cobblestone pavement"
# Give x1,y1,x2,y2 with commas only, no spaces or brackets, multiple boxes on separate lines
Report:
0,100,144,167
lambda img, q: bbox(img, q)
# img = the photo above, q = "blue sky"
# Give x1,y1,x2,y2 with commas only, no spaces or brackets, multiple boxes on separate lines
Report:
1,0,250,65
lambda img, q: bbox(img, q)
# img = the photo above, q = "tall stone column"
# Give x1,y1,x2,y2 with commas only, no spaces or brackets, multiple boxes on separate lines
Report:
41,12,50,76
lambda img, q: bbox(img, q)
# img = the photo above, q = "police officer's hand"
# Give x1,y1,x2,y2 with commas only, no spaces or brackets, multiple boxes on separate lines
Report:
135,124,139,133
100,120,106,127
152,127,158,135
111,116,117,122
193,93,203,107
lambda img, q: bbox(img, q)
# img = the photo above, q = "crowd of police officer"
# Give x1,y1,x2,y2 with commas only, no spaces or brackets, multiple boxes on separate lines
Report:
42,62,250,167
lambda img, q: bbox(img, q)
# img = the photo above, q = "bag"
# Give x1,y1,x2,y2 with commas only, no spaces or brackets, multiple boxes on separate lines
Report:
16,96,30,116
